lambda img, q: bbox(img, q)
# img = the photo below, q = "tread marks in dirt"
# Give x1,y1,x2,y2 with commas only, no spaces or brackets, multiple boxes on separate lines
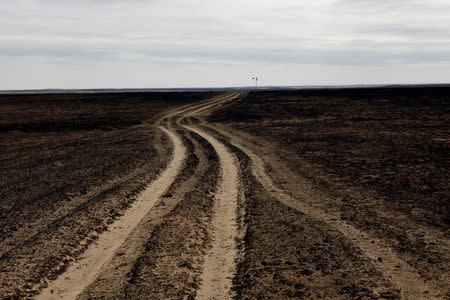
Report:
205,124,446,299
205,131,401,299
123,131,220,299
78,130,210,299
36,127,185,300
185,125,242,300
0,133,171,299
120,93,246,299
32,92,245,299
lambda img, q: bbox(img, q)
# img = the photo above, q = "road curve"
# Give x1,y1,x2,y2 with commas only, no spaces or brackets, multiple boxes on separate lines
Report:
164,89,446,299
33,90,446,300
162,91,246,299
35,92,245,299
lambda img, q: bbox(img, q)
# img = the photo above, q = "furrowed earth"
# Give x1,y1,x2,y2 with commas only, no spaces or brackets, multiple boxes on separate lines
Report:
0,88,448,299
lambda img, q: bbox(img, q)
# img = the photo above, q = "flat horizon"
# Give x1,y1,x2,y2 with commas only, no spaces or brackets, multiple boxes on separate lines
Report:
1,83,450,94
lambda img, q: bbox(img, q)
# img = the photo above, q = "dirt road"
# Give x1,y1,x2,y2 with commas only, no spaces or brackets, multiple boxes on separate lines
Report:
31,91,448,299
37,127,185,299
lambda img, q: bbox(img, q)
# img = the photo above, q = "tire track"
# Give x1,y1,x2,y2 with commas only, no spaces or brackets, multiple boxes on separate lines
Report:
171,90,445,298
0,126,169,258
170,92,245,299
122,131,220,299
34,92,243,299
206,124,445,300
160,92,244,128
216,136,400,299
184,125,241,300
78,131,207,299
36,127,185,300
147,92,245,299
1,129,171,299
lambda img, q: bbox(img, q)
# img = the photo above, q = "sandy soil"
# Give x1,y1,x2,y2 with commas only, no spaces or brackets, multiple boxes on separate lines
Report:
0,91,218,298
37,127,185,299
207,88,449,299
32,92,246,299
186,125,240,300
208,125,443,299
1,89,448,299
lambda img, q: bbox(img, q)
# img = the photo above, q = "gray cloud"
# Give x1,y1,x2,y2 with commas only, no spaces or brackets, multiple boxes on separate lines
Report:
2,35,449,67
358,24,450,39
0,0,449,89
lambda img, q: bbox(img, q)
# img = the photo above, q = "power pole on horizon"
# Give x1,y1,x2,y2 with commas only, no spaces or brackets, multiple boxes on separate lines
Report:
252,76,258,89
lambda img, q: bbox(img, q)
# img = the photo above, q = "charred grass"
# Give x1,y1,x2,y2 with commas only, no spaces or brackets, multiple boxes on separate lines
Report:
0,92,217,240
209,87,449,229
209,87,450,291
123,131,220,299
0,91,217,297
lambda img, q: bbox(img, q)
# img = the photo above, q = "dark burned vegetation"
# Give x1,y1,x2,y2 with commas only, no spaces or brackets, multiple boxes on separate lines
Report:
0,91,217,298
0,92,214,132
1,88,448,299
0,92,217,234
220,140,400,299
209,87,450,296
210,87,450,229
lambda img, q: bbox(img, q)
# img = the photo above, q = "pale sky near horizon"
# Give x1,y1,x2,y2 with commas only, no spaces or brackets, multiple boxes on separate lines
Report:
1,0,449,89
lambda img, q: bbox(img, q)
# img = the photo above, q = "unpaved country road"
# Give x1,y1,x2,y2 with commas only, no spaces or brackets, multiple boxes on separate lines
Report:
207,126,446,300
33,91,448,299
186,125,240,300
36,92,246,299
36,127,185,299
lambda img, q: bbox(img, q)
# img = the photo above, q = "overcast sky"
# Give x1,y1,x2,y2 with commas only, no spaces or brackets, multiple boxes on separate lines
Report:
1,0,449,89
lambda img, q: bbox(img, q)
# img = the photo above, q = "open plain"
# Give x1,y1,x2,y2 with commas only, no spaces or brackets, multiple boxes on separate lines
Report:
0,88,448,299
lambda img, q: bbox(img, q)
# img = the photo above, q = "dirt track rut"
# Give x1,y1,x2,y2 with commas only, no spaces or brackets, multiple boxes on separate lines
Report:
33,91,447,299
186,125,240,300
35,92,246,299
208,125,444,300
37,127,185,299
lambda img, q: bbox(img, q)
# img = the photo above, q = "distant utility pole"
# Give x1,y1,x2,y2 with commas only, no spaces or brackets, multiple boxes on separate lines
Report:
252,76,258,89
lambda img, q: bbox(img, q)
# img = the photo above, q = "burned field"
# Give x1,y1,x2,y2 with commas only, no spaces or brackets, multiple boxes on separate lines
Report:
209,87,450,297
0,88,448,299
0,91,217,298
210,87,449,228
